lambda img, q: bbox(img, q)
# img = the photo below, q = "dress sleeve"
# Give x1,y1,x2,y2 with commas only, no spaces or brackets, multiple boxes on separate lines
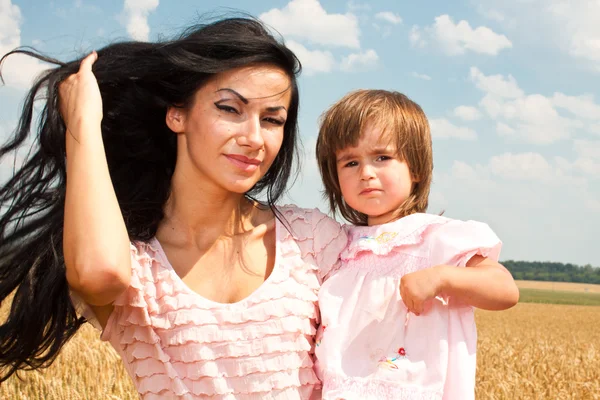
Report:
310,209,348,282
428,219,502,267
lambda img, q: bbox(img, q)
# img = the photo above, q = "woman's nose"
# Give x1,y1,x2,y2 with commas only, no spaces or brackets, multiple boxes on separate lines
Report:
238,117,264,150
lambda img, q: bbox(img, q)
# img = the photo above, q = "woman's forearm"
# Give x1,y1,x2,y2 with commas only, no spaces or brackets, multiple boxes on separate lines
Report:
437,258,519,310
63,122,131,306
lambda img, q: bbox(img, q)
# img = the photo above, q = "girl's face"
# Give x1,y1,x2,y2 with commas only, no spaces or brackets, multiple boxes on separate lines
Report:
167,64,291,196
336,122,414,226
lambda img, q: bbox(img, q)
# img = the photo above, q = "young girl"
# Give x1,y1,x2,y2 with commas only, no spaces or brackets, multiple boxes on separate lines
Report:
314,90,519,400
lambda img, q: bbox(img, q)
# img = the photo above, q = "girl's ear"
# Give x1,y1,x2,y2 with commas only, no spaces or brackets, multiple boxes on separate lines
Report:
166,106,186,133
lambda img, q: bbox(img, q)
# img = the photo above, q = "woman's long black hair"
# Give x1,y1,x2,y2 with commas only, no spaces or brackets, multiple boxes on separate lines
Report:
0,16,301,381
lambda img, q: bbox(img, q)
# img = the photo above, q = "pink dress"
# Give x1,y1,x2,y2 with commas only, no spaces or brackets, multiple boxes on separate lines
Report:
73,206,347,399
315,213,502,400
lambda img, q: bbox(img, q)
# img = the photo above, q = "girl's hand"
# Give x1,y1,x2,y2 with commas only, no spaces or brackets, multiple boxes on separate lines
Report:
400,266,445,315
58,51,102,139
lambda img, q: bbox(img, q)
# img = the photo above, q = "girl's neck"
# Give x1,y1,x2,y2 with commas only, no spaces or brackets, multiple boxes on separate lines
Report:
367,211,412,227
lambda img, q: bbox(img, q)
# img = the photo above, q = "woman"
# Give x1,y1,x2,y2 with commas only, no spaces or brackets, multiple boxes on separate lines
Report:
0,17,347,399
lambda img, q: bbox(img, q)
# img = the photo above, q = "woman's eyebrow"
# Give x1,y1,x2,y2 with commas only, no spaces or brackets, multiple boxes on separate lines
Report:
216,88,248,104
267,106,287,112
215,88,288,112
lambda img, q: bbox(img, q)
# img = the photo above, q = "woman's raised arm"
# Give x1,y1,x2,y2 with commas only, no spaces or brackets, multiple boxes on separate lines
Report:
61,52,131,306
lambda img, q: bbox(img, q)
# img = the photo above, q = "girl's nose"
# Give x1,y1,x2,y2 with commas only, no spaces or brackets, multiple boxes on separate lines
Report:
360,164,376,180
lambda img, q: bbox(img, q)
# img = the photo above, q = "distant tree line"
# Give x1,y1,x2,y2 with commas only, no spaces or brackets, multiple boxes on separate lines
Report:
502,260,600,284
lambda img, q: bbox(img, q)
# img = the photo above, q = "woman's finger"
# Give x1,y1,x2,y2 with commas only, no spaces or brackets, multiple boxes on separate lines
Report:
79,51,98,72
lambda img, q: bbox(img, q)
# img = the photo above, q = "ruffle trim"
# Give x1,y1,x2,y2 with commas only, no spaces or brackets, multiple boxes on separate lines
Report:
130,351,314,379
120,314,316,346
136,367,319,397
322,372,443,400
341,214,449,260
279,205,347,282
124,331,313,364
142,385,315,400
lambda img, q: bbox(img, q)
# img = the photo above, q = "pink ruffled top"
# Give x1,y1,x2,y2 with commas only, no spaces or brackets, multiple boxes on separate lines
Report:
314,213,502,400
76,206,347,399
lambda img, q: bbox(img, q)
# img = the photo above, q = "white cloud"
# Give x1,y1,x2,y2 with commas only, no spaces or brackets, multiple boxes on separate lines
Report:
412,15,512,56
375,11,402,25
123,0,159,41
0,0,48,89
286,40,335,75
590,123,600,135
260,0,360,49
411,72,431,81
574,139,600,160
477,1,600,71
409,25,427,48
483,94,581,145
339,49,378,72
551,93,600,120
489,152,554,181
451,160,479,181
435,154,598,265
470,67,524,99
453,105,481,121
496,122,515,136
430,118,477,140
373,23,392,38
546,1,600,69
548,140,600,176
470,68,585,145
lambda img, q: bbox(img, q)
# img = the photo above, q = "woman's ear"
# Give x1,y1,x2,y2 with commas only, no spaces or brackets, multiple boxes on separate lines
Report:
166,106,185,133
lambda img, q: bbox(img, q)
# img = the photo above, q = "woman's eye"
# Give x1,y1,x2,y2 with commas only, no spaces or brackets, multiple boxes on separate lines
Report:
264,117,285,126
215,104,239,114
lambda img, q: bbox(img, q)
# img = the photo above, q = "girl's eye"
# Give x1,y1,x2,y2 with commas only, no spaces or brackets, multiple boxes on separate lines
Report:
215,103,239,114
376,155,391,162
264,117,285,126
344,161,358,168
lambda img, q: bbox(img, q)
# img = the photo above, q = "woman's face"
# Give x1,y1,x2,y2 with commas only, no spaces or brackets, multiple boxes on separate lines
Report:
168,64,292,195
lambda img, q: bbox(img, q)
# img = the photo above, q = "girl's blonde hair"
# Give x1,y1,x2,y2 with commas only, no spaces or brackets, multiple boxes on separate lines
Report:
316,89,433,225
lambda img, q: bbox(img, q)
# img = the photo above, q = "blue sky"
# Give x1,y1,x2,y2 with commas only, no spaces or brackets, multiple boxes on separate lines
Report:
1,0,599,266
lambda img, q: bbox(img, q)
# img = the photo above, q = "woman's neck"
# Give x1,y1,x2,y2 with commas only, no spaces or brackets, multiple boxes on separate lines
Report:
157,174,264,251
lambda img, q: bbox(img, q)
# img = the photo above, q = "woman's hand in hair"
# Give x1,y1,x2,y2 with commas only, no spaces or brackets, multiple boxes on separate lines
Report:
58,51,103,140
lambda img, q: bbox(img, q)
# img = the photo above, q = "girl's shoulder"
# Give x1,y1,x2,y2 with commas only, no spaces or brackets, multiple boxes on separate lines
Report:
341,213,448,260
341,213,502,265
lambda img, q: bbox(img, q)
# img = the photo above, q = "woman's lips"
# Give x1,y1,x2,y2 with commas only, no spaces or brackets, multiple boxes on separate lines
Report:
224,154,261,172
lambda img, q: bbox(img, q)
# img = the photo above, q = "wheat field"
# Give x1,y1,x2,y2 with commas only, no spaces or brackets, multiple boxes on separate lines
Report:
516,280,600,294
1,302,599,399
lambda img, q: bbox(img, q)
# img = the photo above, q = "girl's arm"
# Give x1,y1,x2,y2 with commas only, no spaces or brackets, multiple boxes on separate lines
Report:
400,256,519,315
436,255,519,310
62,52,131,307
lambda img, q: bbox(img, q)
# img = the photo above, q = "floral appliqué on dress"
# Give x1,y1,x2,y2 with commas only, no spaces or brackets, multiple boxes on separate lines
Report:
379,347,408,370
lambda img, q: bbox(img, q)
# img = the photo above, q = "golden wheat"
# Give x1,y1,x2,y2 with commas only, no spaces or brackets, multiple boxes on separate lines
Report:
1,303,599,399
475,303,599,400
516,280,600,294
